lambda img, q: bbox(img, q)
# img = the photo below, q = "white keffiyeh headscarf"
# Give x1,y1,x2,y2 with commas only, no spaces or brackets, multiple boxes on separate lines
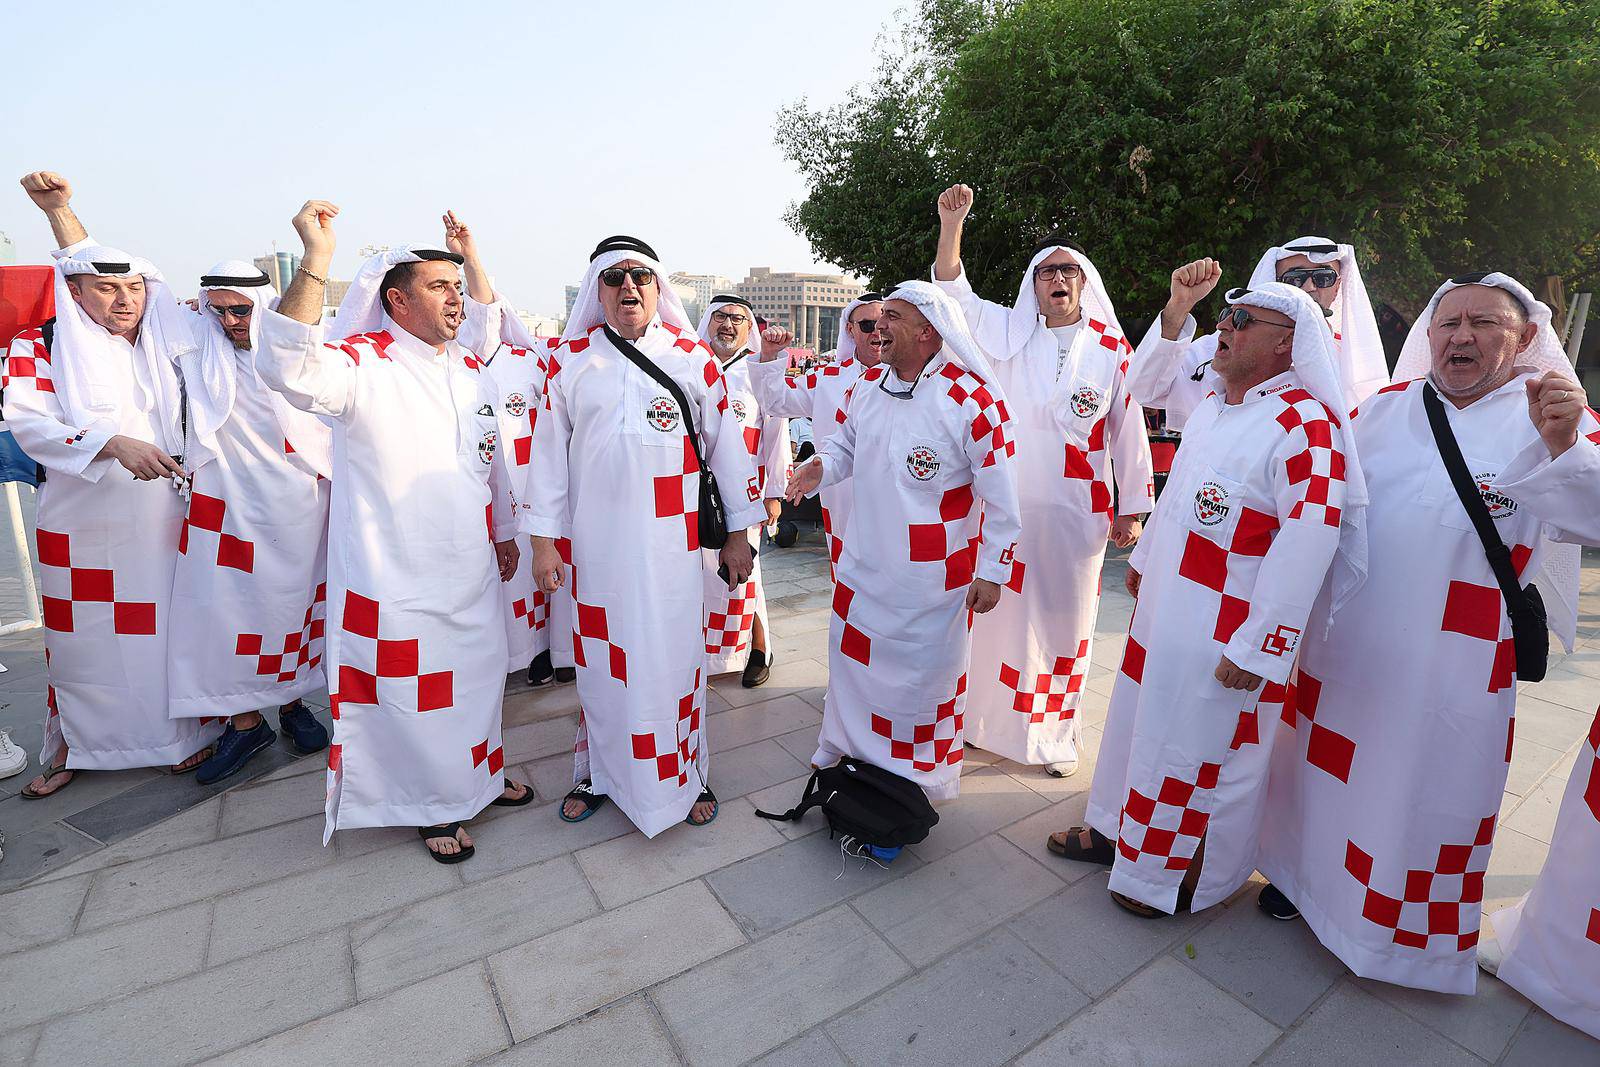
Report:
833,292,883,363
942,243,1125,364
1394,271,1582,648
51,245,195,455
1249,237,1389,408
882,280,1006,390
185,260,332,477
330,246,465,338
696,295,757,363
562,236,693,343
1227,282,1369,616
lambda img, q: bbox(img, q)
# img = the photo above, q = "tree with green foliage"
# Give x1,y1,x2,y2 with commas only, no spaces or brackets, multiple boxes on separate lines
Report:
777,0,1600,319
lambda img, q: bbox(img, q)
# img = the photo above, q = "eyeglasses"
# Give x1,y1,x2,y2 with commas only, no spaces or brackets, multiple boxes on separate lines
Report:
1033,263,1083,282
709,311,749,326
209,304,253,320
851,317,878,333
1217,306,1295,331
600,266,656,288
1277,267,1339,289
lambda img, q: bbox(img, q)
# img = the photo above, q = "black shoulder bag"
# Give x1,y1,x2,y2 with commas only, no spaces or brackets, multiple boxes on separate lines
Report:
1422,382,1548,681
603,325,729,549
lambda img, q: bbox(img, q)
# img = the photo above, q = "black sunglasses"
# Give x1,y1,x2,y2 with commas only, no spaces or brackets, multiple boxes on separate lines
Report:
1218,306,1294,331
851,317,879,333
209,303,253,319
600,266,656,287
1277,267,1339,289
878,371,919,401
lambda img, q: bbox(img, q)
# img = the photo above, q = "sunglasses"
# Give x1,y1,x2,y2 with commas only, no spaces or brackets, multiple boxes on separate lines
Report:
1218,306,1295,331
600,266,656,288
851,317,879,333
209,303,253,320
1277,267,1339,289
710,311,749,326
1033,263,1084,282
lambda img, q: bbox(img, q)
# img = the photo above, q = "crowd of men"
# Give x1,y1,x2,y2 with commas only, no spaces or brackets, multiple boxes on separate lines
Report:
3,170,1598,1038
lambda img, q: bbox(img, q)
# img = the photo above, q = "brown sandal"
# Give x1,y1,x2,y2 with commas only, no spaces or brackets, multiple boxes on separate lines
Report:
20,762,74,799
169,746,214,775
1047,825,1115,865
1110,884,1194,919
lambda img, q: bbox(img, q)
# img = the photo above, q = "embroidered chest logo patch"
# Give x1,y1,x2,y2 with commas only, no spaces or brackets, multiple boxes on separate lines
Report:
477,430,497,465
1473,473,1518,519
505,392,527,418
1195,481,1231,526
731,398,749,423
646,396,680,433
906,445,940,481
1070,385,1103,418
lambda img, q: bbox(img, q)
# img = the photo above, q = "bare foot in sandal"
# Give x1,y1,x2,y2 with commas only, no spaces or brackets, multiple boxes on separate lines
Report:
424,823,472,858
21,763,74,799
170,745,214,774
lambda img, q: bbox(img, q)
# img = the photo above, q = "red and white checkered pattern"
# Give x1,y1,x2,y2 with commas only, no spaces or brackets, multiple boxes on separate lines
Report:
36,529,157,636
471,737,505,776
631,669,703,785
1439,543,1533,695
570,562,628,685
832,580,872,666
1116,761,1221,873
336,330,396,366
3,329,55,393
178,491,256,573
907,483,981,591
706,578,757,656
1275,670,1358,783
1275,389,1346,528
1175,493,1299,649
653,435,702,552
998,638,1089,725
235,581,328,683
1344,814,1497,952
938,363,1014,468
329,589,454,720
511,589,549,633
871,673,966,773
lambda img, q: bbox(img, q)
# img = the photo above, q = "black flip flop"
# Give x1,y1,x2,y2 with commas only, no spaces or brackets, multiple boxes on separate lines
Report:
685,787,719,827
491,780,536,807
1046,825,1115,865
19,762,73,800
559,780,608,823
418,822,475,864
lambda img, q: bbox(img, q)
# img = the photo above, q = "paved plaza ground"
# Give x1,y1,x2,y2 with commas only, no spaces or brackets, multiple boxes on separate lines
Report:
0,509,1597,1065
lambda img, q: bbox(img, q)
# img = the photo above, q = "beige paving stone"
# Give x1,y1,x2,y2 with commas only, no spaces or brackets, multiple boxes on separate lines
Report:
1356,972,1532,1062
218,769,325,837
714,657,829,709
706,693,822,747
908,766,1049,861
489,880,745,1040
29,801,222,885
503,714,580,764
480,996,679,1066
0,870,90,951
460,796,634,883
1259,980,1483,1066
210,962,509,1067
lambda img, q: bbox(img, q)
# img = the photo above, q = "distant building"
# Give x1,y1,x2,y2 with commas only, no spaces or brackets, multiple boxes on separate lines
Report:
515,310,562,338
669,272,737,324
564,285,581,320
736,267,863,353
254,251,301,294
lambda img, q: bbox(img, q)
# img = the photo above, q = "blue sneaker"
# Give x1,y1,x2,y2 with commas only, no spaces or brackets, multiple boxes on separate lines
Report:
278,702,329,755
195,719,277,785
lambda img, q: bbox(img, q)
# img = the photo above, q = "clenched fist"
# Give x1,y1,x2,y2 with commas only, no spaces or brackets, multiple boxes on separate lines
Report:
291,200,340,258
1525,371,1590,459
20,171,71,212
759,325,794,360
938,184,974,225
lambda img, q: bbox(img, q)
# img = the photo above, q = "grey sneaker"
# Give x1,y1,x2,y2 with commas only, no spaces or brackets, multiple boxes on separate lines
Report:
0,731,27,780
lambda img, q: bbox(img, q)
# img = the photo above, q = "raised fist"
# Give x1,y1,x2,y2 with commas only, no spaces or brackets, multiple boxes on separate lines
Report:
291,200,340,258
1525,371,1589,459
20,171,71,212
938,184,974,225
760,325,794,359
1169,258,1222,313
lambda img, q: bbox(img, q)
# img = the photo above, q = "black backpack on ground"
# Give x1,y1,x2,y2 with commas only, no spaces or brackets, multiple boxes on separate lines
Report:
755,757,939,847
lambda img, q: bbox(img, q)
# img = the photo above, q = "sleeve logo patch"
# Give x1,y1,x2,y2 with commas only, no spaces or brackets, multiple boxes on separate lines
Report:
646,396,681,433
1261,625,1301,657
1194,481,1231,526
906,445,940,481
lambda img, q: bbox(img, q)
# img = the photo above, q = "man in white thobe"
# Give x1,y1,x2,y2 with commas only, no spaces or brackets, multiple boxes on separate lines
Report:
1052,282,1366,919
256,201,529,863
528,236,762,836
8,171,221,798
932,183,1154,777
785,282,1022,802
168,260,333,784
1257,272,1600,992
749,292,884,574
698,295,790,687
1129,237,1390,430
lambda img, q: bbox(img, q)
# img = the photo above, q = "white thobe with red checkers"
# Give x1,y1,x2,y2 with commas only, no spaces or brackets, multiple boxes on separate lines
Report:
526,320,764,837
257,311,517,843
810,352,1022,801
1259,376,1600,994
1086,369,1345,914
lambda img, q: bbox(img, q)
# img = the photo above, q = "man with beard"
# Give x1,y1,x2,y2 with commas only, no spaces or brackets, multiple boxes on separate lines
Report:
9,171,221,798
528,237,761,835
749,293,883,574
932,183,1153,778
698,295,790,687
1257,273,1600,992
256,200,530,862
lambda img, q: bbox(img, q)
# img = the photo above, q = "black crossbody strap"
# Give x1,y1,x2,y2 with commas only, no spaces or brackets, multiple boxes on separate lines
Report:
603,325,709,474
1421,382,1528,611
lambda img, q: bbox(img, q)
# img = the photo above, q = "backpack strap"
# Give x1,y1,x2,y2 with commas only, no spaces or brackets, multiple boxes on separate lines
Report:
754,769,823,823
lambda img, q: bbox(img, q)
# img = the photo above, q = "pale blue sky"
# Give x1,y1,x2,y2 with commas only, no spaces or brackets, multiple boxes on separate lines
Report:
2,0,905,315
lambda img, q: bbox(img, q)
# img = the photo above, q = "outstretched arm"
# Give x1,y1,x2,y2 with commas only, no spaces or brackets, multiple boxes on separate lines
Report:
20,171,88,248
933,184,973,282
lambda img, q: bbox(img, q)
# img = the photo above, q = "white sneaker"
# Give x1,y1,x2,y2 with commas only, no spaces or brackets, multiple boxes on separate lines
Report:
1046,759,1079,778
0,732,26,780
1476,937,1504,976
